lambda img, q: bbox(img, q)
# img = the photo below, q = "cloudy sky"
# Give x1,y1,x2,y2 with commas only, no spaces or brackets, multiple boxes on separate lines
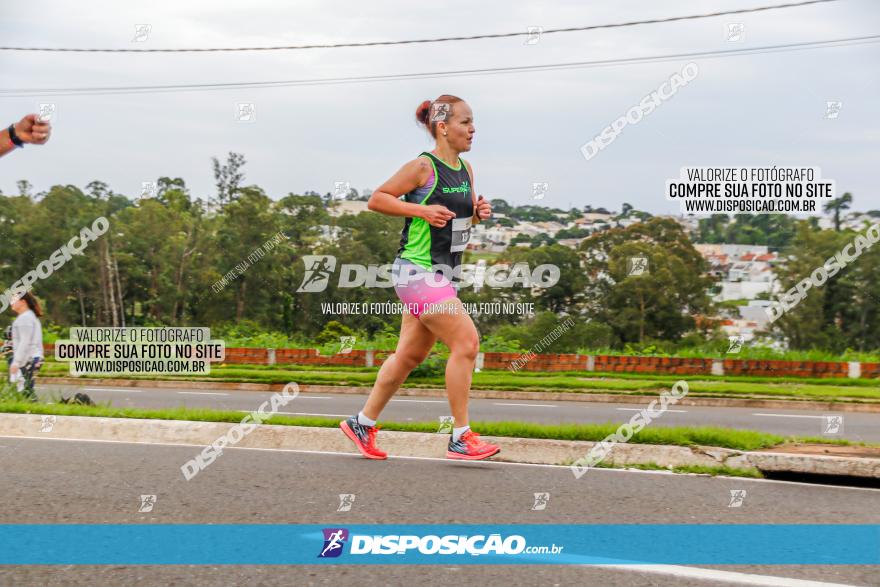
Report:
1,0,878,214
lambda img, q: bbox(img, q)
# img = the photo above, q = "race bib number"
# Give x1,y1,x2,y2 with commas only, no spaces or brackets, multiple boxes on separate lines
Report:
450,217,471,253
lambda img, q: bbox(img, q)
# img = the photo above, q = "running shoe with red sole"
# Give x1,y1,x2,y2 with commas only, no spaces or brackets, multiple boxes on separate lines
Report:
340,416,387,460
446,430,500,460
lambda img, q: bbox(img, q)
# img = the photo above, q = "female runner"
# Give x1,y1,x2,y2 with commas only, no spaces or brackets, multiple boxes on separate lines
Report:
340,94,498,461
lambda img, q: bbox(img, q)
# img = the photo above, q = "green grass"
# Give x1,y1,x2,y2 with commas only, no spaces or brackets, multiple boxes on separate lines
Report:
23,358,880,403
578,346,880,363
593,462,764,478
28,357,880,387
0,400,858,452
496,368,880,387
36,325,880,361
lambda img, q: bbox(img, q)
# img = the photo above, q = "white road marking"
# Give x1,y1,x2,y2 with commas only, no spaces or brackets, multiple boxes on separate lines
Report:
84,387,143,393
390,399,446,403
616,407,687,413
596,564,858,586
494,402,557,408
753,413,825,419
178,392,229,396
3,435,879,493
1,433,871,582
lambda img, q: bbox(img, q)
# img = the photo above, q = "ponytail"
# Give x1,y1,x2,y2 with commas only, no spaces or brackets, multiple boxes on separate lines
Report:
20,291,42,317
414,94,463,138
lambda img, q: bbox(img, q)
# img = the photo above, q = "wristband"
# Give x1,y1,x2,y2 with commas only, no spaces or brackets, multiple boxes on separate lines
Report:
7,124,24,148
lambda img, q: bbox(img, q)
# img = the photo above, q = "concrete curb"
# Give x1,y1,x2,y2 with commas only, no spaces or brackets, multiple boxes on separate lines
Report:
2,413,877,480
40,377,880,413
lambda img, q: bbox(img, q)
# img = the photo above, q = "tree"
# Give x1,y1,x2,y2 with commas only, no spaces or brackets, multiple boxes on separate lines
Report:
530,233,557,248
579,218,713,343
211,152,246,203
157,177,188,200
214,186,282,322
555,227,590,240
769,220,880,351
16,180,32,198
508,244,588,314
2,185,107,325
490,199,511,214
696,214,797,248
824,192,853,232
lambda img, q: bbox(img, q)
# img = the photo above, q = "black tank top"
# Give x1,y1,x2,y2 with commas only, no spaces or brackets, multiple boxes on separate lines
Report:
397,151,474,274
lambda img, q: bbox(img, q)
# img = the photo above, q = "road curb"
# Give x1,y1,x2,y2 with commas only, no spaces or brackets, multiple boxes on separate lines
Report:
40,377,880,413
2,413,877,480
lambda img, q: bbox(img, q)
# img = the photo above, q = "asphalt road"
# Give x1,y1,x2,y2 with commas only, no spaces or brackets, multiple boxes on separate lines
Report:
0,436,877,586
36,382,880,443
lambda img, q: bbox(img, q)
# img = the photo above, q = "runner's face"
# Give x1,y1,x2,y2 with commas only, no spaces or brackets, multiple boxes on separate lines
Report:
442,102,475,152
10,297,25,314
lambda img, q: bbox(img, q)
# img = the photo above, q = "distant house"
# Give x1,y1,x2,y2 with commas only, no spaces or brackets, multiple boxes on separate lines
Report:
557,238,584,249
470,223,517,252
535,221,566,234
695,244,778,301
328,200,370,217
615,217,641,228
316,225,343,242
672,215,701,235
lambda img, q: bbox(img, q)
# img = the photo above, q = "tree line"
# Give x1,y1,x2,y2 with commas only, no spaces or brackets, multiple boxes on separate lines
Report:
2,153,877,353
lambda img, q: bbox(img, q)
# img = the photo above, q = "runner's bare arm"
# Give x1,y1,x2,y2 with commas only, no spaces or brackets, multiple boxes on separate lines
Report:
368,158,433,218
0,128,15,158
465,160,491,224
370,157,456,227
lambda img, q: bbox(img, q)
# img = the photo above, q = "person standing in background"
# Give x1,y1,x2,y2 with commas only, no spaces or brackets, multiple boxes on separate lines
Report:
9,292,44,400
1,326,13,369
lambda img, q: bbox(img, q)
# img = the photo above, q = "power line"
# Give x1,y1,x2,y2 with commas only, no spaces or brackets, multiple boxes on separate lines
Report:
0,0,840,53
1,33,875,98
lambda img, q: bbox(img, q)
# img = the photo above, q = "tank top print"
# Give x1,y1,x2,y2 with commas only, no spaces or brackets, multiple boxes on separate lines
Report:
396,152,474,278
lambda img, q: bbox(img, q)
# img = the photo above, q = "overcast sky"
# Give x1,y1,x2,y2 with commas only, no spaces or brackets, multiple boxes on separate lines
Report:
2,0,878,214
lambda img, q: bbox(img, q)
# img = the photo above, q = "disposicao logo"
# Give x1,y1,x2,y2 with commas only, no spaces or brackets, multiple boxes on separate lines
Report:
318,528,349,558
317,530,543,557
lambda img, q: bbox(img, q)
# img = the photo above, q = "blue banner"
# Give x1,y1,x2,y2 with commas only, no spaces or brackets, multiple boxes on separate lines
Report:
0,524,877,565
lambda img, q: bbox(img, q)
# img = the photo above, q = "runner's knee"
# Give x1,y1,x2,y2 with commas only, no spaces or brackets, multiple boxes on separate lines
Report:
450,333,479,362
393,350,428,371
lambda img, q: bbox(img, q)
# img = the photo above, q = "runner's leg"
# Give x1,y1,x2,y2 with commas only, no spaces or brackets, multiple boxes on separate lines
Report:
418,297,479,428
361,310,436,420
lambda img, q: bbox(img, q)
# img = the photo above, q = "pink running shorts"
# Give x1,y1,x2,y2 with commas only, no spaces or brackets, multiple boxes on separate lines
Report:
391,257,458,318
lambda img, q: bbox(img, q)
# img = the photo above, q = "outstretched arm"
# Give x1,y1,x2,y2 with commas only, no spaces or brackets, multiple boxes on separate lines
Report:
1,114,52,159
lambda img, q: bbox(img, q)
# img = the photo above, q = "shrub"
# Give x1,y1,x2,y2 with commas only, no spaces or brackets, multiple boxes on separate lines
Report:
315,321,355,345
409,354,447,378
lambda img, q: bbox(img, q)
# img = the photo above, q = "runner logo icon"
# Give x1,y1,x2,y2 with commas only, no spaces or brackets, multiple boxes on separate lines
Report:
318,528,349,558
298,255,337,293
